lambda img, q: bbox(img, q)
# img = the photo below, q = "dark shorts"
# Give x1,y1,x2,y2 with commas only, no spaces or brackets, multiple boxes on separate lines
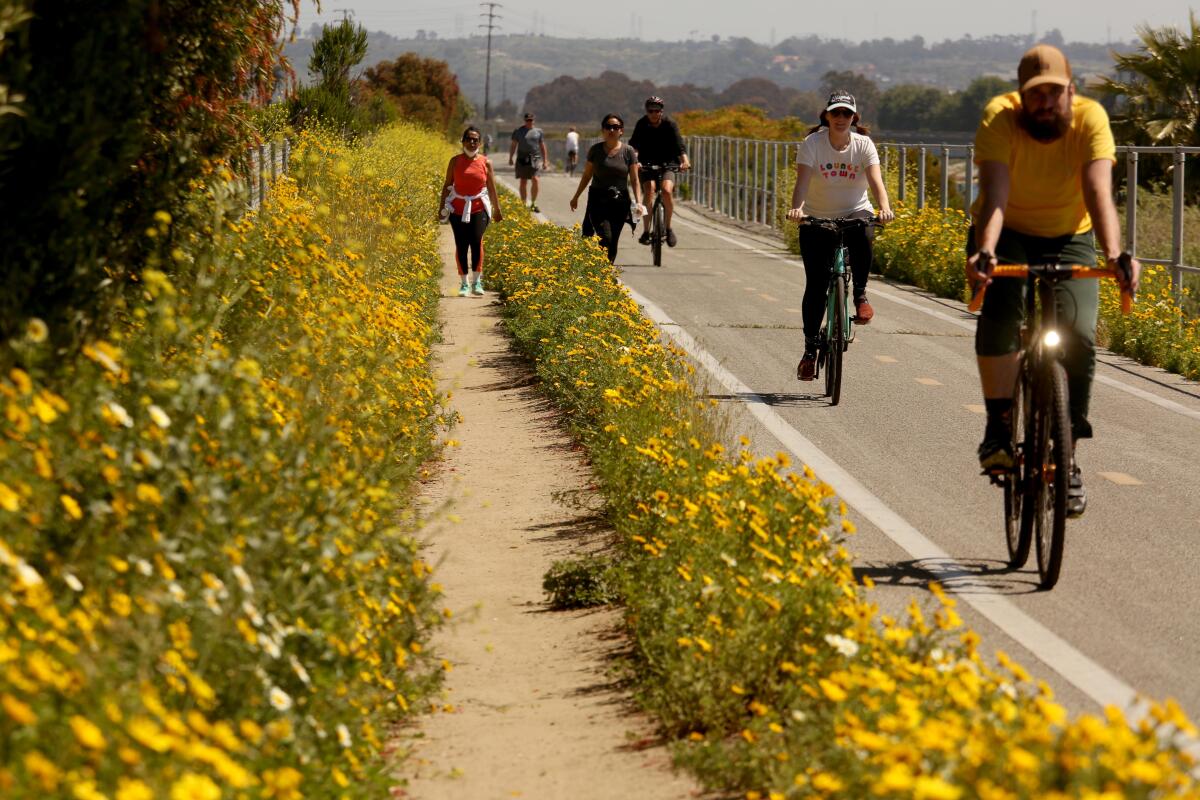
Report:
967,226,1099,356
967,225,1100,439
515,157,542,179
640,167,678,187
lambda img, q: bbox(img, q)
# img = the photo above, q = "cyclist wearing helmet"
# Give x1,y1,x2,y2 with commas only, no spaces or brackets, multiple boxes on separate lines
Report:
629,96,690,248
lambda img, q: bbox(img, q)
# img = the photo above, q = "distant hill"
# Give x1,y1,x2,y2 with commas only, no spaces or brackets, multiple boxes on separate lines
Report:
283,29,1130,123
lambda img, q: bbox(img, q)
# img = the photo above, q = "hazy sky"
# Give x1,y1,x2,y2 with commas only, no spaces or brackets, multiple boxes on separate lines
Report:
295,0,1194,45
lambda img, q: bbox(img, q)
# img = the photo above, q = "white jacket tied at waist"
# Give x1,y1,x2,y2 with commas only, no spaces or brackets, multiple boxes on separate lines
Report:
443,187,491,223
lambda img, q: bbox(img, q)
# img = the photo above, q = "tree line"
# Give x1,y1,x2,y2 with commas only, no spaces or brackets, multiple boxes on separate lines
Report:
522,68,1016,133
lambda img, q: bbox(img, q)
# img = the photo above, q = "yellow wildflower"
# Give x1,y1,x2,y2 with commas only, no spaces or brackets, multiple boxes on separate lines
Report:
169,773,221,800
69,715,108,750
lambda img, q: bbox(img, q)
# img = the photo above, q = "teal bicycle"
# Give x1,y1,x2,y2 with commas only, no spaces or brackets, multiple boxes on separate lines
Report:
798,216,881,406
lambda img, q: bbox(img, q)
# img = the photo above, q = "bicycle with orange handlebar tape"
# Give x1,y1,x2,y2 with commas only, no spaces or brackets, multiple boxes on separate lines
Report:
970,254,1134,590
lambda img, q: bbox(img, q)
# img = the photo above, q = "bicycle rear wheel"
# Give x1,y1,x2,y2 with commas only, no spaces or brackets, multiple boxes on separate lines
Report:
1005,364,1031,568
652,201,665,267
828,277,845,406
1033,362,1071,589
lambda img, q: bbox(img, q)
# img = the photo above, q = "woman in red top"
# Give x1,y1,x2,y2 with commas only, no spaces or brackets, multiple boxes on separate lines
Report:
438,126,504,296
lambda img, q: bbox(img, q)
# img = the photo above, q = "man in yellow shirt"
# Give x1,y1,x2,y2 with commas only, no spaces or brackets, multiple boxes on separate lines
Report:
966,44,1140,517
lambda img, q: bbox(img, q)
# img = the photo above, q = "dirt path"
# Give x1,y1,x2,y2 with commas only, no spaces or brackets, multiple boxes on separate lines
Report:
393,230,700,800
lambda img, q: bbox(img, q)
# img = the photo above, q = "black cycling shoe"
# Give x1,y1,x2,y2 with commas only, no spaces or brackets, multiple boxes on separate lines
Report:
1067,463,1087,518
638,231,651,245
666,228,678,247
978,428,1014,471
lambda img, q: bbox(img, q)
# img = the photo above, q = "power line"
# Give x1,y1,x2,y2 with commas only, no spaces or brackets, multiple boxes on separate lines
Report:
479,3,502,120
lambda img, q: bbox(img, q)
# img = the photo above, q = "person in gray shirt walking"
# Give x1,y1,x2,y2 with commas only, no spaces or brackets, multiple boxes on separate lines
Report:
508,112,549,213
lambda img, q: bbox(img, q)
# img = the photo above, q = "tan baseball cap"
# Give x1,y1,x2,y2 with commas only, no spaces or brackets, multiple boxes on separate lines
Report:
1018,44,1072,92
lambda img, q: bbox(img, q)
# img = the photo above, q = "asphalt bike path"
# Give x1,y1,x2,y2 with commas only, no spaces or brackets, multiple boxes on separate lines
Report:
507,167,1200,728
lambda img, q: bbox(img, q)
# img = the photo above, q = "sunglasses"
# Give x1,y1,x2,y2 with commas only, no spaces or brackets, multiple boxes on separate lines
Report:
602,123,623,131
827,108,854,118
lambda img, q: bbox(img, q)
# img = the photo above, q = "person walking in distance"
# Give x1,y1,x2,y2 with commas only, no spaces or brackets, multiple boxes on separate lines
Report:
785,90,894,380
438,126,504,296
509,112,548,212
966,44,1140,516
569,113,644,264
565,125,580,177
629,96,689,248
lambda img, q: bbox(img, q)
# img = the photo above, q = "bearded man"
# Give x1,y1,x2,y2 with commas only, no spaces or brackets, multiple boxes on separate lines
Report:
965,44,1140,517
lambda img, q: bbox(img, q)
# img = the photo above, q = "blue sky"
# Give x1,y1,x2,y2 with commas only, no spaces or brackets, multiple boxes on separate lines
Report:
295,0,1194,45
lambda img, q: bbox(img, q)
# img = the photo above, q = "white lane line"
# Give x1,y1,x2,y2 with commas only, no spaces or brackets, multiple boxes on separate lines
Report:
916,377,944,386
785,307,802,314
876,355,899,363
965,404,987,414
1099,472,1144,486
624,283,1147,719
760,294,779,302
671,214,1200,424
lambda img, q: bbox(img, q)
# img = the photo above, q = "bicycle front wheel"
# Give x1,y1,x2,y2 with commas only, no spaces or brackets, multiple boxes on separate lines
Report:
1005,363,1031,568
828,277,845,406
1033,362,1071,589
652,201,665,267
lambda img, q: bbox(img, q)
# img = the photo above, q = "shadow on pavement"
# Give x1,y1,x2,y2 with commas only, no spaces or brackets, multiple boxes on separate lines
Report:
854,557,1041,596
706,391,832,408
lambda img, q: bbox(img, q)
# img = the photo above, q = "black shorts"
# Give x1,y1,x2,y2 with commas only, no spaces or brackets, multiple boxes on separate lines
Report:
640,167,678,187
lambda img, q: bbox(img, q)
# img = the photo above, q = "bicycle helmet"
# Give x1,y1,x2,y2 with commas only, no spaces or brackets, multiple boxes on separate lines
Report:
644,95,665,111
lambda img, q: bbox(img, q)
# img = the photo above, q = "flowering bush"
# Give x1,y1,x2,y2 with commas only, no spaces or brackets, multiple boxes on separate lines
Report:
0,125,451,797
1100,266,1200,379
872,205,971,301
873,204,1200,381
485,217,1198,797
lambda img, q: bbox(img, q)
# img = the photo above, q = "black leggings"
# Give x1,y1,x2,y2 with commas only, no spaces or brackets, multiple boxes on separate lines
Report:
798,224,873,338
449,211,490,275
585,189,630,263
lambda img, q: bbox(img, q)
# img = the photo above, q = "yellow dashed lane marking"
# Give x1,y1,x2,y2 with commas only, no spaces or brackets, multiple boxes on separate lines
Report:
785,307,802,314
1098,472,1143,486
875,355,898,363
964,404,986,414
916,377,944,386
759,294,779,302
743,286,757,292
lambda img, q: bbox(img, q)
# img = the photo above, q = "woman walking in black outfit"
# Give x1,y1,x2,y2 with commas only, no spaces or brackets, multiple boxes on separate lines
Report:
569,114,643,264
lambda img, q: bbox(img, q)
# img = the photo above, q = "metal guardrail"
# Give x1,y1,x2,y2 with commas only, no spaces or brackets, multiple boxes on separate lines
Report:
243,138,292,210
681,135,1198,293
1118,145,1200,291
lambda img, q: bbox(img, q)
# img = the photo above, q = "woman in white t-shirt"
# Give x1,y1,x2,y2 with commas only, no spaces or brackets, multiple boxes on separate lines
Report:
785,90,894,381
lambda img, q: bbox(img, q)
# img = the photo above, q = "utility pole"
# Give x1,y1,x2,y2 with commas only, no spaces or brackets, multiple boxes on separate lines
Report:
479,3,502,120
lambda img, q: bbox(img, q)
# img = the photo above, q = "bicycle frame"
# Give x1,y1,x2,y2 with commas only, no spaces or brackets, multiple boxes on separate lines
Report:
825,245,853,347
641,163,679,267
799,215,878,404
972,260,1134,589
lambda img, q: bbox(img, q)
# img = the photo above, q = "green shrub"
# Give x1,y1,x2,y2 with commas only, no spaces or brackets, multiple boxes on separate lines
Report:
0,0,293,348
543,556,622,609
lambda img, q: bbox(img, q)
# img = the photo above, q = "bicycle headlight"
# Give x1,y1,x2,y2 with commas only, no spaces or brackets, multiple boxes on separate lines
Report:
1043,329,1061,348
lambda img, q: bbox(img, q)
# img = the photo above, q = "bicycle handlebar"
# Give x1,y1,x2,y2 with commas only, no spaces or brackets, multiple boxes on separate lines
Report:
967,261,1134,314
798,215,884,231
638,163,682,172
